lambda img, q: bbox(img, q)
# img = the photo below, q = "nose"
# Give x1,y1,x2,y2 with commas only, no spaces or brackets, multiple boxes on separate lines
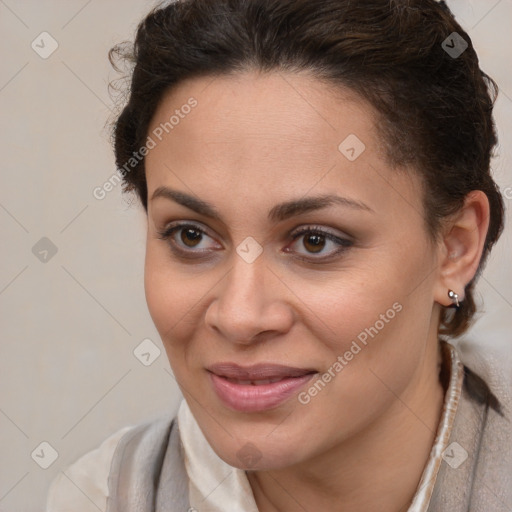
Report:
204,255,294,346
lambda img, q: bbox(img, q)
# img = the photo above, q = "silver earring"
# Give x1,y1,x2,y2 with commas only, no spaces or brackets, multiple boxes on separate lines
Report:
448,289,460,308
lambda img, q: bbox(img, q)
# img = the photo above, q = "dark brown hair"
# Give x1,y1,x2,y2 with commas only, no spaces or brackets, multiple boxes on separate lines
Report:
109,0,505,337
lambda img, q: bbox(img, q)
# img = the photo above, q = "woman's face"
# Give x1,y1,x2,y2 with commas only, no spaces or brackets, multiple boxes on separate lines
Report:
144,71,443,470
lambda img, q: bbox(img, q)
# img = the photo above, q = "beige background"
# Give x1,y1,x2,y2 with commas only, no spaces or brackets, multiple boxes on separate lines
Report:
0,1,511,510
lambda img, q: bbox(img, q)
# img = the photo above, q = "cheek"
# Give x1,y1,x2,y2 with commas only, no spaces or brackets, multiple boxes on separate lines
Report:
143,240,199,351
290,258,406,354
297,245,434,399
287,291,418,447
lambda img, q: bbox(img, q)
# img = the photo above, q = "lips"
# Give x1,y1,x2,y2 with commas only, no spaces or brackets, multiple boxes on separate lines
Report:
208,362,315,382
207,363,316,412
223,376,288,385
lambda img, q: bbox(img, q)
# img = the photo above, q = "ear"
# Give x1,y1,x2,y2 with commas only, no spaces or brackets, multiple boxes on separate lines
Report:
433,190,490,307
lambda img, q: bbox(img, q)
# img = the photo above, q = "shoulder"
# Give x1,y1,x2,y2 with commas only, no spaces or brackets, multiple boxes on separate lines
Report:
456,342,512,507
46,415,178,512
45,425,135,512
456,337,512,412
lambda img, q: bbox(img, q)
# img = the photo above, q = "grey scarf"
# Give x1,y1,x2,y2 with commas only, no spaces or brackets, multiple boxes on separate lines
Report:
106,415,190,511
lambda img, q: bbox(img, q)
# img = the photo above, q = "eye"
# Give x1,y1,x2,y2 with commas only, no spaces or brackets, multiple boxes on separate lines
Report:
157,222,353,262
157,222,221,258
286,225,353,261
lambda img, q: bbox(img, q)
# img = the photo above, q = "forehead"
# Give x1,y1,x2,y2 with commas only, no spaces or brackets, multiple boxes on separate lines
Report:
144,70,422,222
148,70,378,160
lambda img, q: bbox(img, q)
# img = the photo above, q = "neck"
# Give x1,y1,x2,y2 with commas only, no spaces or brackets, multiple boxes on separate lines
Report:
247,339,446,512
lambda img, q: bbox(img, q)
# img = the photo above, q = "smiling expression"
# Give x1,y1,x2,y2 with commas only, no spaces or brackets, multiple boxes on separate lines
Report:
143,70,444,471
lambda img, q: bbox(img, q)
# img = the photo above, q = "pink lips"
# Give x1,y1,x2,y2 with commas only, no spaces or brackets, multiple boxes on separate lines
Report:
207,363,316,413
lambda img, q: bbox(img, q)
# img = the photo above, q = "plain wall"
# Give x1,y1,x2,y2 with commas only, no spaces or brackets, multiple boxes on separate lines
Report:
0,1,511,510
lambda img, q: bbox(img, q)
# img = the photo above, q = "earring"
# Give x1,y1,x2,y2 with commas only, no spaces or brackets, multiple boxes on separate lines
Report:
448,289,460,308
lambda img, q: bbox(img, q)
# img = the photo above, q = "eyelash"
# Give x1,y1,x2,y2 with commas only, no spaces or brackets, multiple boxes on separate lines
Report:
156,222,353,262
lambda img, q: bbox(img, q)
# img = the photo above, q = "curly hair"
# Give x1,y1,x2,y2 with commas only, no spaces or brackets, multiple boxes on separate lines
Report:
109,0,505,338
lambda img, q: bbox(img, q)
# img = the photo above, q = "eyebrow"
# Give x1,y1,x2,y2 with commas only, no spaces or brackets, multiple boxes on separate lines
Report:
150,186,374,222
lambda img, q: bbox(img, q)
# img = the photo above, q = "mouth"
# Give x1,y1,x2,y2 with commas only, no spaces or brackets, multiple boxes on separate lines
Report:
207,363,317,412
221,376,294,385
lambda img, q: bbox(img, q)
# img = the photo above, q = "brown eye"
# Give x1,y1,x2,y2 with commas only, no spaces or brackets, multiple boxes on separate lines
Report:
157,222,221,258
288,226,353,261
180,228,203,247
302,233,326,253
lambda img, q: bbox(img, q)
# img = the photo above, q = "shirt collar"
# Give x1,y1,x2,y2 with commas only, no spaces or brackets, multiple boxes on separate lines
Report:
407,340,465,511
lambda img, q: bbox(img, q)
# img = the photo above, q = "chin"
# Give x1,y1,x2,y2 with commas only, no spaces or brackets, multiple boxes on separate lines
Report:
204,426,307,472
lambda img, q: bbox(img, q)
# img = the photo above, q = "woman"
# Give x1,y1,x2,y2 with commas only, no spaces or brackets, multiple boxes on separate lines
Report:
47,0,511,510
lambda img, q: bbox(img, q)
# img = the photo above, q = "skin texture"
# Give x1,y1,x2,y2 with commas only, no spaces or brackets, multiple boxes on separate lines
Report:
143,70,490,511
